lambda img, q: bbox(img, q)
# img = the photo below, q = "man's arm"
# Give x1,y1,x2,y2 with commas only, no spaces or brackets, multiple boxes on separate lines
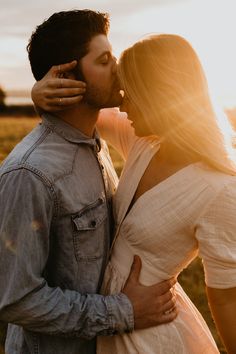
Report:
0,168,176,339
0,168,132,339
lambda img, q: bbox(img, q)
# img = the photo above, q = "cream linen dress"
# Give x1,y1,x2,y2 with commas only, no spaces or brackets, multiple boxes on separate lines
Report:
96,109,236,354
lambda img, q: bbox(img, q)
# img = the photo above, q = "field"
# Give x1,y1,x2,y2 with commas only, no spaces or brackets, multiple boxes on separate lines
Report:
0,117,226,353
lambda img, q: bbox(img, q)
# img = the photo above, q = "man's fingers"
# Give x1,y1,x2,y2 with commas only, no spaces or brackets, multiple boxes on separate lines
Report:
150,277,176,296
161,294,177,313
158,307,178,324
158,289,173,305
126,255,142,285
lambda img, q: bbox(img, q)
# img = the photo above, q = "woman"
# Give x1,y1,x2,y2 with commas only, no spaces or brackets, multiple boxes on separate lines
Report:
32,34,236,353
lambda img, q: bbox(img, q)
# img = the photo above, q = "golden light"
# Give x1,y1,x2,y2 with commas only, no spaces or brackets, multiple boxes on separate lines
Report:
110,0,236,109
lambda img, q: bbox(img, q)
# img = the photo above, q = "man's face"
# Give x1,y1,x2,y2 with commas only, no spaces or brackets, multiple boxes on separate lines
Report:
79,34,123,109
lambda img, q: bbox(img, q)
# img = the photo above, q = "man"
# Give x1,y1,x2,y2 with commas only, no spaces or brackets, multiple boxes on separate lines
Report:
0,10,176,354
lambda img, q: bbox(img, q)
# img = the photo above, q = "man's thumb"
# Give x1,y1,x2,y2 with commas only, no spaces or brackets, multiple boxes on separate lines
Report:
128,255,142,284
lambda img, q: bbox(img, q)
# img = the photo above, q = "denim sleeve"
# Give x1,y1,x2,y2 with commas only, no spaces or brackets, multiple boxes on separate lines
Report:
0,168,133,339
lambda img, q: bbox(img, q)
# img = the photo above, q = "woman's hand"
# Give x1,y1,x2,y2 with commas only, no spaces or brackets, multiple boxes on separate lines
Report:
31,60,86,112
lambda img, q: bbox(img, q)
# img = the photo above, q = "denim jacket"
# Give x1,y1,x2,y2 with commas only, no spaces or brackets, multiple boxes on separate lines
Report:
0,113,133,354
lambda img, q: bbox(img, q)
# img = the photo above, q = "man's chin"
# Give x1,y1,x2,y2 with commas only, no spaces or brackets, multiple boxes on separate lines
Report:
102,102,121,109
105,93,123,108
83,91,123,109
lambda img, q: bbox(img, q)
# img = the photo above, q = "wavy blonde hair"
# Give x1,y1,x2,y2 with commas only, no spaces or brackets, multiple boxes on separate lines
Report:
118,34,236,175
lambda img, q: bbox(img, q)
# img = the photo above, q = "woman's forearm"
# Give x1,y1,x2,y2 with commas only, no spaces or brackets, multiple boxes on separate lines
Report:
206,286,236,353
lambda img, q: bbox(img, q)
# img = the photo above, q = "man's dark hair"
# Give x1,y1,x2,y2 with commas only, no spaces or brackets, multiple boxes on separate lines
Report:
27,9,110,80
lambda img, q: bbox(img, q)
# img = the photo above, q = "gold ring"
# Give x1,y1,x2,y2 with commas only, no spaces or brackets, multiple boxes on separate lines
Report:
59,98,62,105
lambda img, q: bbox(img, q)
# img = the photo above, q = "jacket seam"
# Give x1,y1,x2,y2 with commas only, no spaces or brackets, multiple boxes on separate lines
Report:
1,164,59,221
53,145,79,183
21,126,51,163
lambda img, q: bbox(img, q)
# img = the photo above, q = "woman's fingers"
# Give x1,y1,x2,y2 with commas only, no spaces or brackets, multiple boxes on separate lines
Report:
46,87,86,98
56,60,78,75
46,95,84,107
48,78,86,90
49,60,78,77
38,95,84,112
43,60,78,80
31,61,86,110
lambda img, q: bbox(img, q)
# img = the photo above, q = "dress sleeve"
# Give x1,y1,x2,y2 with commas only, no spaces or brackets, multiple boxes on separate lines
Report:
195,180,236,289
96,108,137,160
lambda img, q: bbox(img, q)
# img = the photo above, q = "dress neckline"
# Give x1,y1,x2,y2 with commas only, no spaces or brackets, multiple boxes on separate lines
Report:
115,137,201,225
127,162,199,218
110,136,200,256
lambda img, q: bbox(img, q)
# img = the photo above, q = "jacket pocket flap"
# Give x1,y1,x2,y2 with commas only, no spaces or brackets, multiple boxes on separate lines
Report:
72,197,107,231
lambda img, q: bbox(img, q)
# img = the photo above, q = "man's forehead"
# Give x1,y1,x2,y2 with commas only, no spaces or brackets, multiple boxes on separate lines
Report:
87,34,112,57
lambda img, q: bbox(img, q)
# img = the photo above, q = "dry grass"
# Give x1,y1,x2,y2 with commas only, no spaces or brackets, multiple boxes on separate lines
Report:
0,117,40,162
0,117,226,353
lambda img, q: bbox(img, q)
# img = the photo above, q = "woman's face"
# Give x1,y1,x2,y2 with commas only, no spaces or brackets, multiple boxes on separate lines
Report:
120,93,152,137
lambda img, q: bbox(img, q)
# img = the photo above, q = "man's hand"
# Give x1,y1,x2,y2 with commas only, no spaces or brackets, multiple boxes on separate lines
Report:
122,255,177,329
31,60,86,112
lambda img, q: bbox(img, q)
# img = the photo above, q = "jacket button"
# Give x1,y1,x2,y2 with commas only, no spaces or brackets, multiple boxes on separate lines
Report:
91,220,97,227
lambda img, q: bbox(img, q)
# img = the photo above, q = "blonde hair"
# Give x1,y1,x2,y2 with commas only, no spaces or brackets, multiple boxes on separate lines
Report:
118,34,236,175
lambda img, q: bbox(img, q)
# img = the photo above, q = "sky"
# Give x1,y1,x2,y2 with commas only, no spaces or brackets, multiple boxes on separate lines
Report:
0,0,236,107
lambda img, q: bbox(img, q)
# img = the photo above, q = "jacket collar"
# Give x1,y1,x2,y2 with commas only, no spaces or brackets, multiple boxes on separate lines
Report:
42,113,101,151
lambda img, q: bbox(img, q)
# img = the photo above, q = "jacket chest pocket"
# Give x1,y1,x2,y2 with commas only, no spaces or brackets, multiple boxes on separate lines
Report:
72,197,107,261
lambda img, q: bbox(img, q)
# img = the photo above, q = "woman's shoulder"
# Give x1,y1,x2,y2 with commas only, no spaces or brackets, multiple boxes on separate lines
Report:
193,162,236,212
194,161,236,192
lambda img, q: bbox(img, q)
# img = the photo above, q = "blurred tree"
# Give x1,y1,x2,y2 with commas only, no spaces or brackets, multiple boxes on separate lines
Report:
0,86,6,108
